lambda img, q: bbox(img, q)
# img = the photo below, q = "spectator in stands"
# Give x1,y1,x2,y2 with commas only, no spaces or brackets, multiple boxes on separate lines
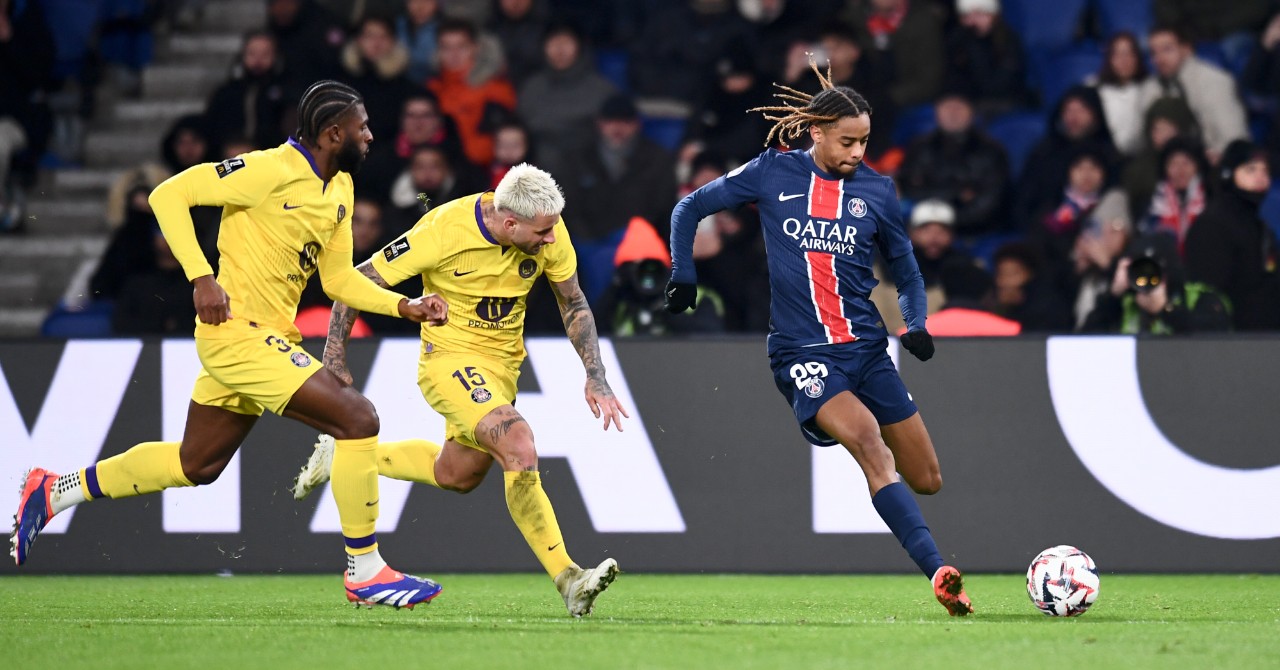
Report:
1185,139,1280,330
630,0,752,109
1243,11,1280,164
427,18,518,166
489,0,551,87
517,22,617,179
1015,85,1118,230
788,25,896,163
905,257,1020,336
340,15,418,144
358,91,466,201
1068,190,1131,330
0,0,55,233
945,0,1031,116
105,114,215,232
267,0,346,84
1139,136,1208,256
992,241,1071,331
489,120,530,188
897,91,1011,236
386,144,484,234
683,44,773,168
1084,235,1231,335
317,0,400,27
560,93,678,244
1154,0,1272,65
110,225,199,335
739,0,838,83
1090,32,1150,156
1121,97,1201,224
908,199,972,291
1139,23,1248,161
205,30,290,152
1032,147,1114,280
843,0,945,108
397,0,441,83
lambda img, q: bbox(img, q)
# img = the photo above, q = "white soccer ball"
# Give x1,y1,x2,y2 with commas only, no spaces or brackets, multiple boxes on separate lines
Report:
1026,545,1100,617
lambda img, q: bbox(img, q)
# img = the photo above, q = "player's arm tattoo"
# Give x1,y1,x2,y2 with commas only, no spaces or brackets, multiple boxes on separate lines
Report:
323,262,393,376
550,274,608,388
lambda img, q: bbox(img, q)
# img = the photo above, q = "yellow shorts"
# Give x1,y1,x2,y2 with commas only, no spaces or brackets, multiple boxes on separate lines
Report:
192,320,322,416
418,351,519,451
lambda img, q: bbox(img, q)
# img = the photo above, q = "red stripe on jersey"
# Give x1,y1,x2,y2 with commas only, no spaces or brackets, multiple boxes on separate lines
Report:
807,174,843,220
805,251,856,344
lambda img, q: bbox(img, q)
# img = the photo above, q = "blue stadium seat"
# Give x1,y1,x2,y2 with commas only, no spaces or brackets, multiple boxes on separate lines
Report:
1094,0,1152,39
641,116,686,152
40,300,116,338
891,103,937,147
982,111,1046,177
1002,0,1088,54
1034,42,1103,110
42,0,104,80
1261,186,1280,241
963,231,1027,270
595,48,631,93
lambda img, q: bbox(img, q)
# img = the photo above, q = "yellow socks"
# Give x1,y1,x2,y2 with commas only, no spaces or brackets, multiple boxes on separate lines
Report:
93,442,193,498
505,470,573,578
377,439,442,488
331,435,380,554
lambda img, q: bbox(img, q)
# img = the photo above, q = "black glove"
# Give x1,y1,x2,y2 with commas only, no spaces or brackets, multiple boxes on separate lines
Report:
900,329,934,361
664,280,697,313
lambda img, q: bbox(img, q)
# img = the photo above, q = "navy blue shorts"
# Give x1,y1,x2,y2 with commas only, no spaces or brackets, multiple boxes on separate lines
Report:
770,340,918,446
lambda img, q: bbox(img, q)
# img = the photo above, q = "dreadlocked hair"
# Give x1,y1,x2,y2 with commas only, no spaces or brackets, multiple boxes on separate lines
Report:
295,80,362,144
748,56,872,147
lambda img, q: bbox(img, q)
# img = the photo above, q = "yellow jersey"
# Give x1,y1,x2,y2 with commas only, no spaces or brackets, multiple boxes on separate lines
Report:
371,192,577,361
149,139,404,342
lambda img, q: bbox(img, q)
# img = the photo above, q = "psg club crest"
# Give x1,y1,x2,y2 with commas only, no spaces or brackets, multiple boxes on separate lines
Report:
848,197,868,218
337,204,347,223
471,387,493,404
803,377,825,399
290,352,312,368
519,259,538,279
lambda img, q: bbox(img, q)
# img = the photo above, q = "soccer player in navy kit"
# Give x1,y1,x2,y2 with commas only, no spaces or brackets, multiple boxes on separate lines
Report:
665,65,973,616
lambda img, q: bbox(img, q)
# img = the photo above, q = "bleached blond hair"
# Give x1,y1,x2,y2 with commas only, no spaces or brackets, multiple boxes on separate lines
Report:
493,163,565,219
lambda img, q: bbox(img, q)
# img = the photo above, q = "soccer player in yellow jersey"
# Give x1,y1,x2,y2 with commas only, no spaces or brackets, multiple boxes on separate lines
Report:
290,163,628,617
12,81,450,610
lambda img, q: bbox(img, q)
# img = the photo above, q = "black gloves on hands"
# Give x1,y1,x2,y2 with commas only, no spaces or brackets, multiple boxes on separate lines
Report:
664,281,697,313
900,329,935,361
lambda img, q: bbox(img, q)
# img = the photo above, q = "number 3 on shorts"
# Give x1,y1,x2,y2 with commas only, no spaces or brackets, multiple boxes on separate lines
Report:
451,366,488,391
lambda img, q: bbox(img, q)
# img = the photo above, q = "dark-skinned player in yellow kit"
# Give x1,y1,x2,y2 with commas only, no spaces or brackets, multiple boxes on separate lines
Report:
12,80,451,610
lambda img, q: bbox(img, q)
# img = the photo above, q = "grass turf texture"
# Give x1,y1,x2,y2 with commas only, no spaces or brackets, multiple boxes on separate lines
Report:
2,574,1277,669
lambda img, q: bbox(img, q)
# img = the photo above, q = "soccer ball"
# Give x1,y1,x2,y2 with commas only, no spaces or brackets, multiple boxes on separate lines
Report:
1026,545,1100,617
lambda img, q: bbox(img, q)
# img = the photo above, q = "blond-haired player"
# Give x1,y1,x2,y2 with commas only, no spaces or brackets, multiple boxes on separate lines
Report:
292,163,627,616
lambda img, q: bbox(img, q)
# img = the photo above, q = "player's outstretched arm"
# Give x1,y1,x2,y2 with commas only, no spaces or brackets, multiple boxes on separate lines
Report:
550,273,630,432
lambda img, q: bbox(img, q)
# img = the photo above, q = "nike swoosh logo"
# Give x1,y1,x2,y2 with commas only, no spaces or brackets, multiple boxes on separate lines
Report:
453,269,476,276
778,192,805,201
283,203,303,210
547,542,561,552
365,499,379,507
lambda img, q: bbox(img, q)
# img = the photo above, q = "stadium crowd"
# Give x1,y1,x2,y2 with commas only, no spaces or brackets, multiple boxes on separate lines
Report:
8,0,1280,337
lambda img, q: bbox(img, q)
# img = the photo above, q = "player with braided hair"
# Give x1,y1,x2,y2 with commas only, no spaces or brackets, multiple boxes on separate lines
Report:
12,80,451,610
666,60,972,616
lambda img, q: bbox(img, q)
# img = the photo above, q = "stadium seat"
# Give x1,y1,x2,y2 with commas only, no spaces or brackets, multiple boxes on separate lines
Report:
42,0,104,80
595,48,631,93
891,103,937,147
1094,0,1152,39
982,111,1046,178
641,116,687,152
963,231,1027,270
1261,185,1280,241
1034,42,1103,110
40,300,116,338
1002,0,1088,54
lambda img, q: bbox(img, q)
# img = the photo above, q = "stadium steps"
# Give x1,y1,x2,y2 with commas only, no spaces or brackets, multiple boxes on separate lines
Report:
1,10,259,336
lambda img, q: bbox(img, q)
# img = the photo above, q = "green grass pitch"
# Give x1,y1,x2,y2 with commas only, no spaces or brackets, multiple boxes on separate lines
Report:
2,573,1277,669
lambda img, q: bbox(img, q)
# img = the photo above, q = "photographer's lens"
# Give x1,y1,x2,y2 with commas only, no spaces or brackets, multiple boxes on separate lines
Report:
1130,257,1163,292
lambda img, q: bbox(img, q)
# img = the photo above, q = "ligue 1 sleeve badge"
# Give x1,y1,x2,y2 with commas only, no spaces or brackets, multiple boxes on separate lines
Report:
471,387,493,403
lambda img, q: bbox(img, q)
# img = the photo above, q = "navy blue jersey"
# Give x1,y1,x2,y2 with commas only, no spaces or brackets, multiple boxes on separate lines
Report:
671,149,926,355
